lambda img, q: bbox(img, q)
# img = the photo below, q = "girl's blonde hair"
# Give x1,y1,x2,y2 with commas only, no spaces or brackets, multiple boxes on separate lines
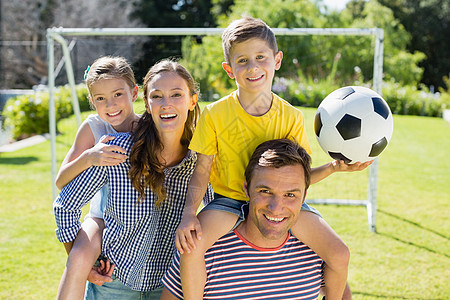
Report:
129,59,200,206
85,56,136,95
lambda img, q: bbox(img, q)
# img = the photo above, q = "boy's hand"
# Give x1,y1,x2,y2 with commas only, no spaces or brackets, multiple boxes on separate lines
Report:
87,258,115,286
331,160,373,172
175,213,202,254
87,135,127,167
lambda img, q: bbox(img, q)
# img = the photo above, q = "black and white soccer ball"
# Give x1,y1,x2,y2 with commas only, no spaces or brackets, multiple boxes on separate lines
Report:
314,86,393,164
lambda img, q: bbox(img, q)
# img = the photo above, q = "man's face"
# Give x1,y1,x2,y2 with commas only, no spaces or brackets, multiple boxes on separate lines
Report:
243,164,306,248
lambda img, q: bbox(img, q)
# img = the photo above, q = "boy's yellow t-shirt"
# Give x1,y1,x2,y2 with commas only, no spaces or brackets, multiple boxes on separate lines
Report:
189,90,311,201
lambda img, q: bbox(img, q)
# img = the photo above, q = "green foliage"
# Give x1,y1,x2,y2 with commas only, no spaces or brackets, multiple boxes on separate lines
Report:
2,84,90,139
382,80,449,117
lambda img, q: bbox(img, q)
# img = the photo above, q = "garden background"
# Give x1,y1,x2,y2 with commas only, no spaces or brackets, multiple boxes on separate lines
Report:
0,0,449,299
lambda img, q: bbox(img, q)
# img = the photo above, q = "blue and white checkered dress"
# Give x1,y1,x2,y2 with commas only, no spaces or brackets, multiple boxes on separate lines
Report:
54,132,213,291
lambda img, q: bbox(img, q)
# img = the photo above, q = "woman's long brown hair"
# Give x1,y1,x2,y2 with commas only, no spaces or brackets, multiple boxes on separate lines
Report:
128,59,200,207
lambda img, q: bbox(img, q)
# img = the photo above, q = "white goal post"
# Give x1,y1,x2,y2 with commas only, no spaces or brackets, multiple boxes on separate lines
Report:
47,27,384,232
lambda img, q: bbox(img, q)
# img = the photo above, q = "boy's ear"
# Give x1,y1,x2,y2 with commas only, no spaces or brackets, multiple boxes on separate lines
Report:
222,62,235,79
274,51,283,71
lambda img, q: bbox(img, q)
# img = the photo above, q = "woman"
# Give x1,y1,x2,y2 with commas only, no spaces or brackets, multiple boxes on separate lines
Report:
54,59,213,299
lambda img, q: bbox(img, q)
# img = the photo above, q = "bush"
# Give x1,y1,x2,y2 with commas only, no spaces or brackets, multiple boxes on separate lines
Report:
382,80,449,117
2,84,90,140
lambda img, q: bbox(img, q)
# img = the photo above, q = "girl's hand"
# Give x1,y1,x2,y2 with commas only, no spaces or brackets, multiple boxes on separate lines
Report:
87,258,115,286
175,213,202,254
87,135,128,167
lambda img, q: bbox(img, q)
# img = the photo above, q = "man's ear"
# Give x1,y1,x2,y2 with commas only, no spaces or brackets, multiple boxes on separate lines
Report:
222,62,235,79
274,51,283,71
244,180,250,199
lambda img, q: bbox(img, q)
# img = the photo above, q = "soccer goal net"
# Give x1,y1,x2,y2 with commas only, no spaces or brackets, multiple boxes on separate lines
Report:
47,27,384,232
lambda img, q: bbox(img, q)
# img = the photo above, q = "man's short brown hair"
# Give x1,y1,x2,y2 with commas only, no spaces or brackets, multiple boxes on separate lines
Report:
245,139,312,195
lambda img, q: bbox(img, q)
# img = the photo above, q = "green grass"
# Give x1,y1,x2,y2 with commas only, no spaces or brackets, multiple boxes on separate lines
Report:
0,104,449,299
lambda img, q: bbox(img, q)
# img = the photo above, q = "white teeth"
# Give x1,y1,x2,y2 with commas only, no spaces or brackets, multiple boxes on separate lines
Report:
108,111,121,117
265,215,284,222
161,113,177,119
248,75,263,81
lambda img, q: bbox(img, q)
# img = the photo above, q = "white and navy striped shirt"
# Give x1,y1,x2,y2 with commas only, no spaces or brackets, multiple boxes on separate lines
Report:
54,132,213,291
162,229,324,299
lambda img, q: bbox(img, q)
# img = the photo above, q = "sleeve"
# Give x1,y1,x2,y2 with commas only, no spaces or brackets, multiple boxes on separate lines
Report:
161,251,184,299
189,106,218,156
202,182,214,206
53,165,108,243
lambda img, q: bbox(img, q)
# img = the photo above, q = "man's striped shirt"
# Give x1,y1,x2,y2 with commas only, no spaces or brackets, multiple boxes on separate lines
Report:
162,229,323,299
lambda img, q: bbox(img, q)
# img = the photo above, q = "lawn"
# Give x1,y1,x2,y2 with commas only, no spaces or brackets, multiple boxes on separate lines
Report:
0,103,449,299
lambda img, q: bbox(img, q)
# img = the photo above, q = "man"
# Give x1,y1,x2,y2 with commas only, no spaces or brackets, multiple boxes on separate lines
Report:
161,138,332,299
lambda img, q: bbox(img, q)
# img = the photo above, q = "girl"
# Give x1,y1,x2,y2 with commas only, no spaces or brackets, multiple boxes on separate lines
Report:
53,59,213,299
56,55,140,299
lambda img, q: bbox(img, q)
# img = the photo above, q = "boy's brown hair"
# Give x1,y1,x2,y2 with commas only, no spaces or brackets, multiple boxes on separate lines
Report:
222,16,278,64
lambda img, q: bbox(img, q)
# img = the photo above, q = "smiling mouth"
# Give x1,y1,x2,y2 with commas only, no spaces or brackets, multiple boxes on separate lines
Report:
160,113,177,120
107,111,121,117
264,214,285,223
247,75,264,81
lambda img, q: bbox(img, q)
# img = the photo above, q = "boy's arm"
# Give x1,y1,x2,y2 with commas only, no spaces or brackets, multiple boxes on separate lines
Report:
55,123,126,190
175,153,214,253
311,160,373,185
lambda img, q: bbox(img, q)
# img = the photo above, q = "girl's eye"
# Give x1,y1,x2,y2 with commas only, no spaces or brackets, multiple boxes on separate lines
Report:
172,93,182,98
151,94,161,99
115,92,122,97
238,58,247,63
96,97,104,101
256,55,264,59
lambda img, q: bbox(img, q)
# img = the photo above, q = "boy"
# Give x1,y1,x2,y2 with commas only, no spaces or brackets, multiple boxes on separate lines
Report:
175,17,370,299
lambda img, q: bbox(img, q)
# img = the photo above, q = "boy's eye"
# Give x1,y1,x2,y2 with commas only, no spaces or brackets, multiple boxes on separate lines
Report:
285,193,295,198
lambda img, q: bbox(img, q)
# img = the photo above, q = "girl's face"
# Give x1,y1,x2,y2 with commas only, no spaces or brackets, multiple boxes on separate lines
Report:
146,71,197,136
90,78,138,132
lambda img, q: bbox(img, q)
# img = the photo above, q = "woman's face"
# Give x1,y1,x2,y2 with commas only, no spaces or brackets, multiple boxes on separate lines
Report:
146,71,197,137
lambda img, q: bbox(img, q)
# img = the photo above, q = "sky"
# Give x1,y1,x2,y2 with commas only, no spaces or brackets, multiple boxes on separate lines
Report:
321,0,350,11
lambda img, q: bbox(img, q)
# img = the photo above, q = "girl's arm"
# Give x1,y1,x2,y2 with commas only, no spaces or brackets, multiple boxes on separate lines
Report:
311,160,373,185
55,122,127,190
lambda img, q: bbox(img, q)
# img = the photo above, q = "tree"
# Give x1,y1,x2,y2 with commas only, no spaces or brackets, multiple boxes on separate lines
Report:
0,0,143,88
377,0,450,89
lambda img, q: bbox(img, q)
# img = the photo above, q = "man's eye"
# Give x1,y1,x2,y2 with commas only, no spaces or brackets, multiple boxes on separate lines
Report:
285,193,295,198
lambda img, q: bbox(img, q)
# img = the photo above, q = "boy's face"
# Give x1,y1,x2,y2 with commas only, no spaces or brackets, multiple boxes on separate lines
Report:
222,38,282,98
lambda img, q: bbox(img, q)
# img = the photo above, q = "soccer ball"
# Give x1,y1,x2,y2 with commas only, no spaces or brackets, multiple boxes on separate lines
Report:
314,86,393,164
